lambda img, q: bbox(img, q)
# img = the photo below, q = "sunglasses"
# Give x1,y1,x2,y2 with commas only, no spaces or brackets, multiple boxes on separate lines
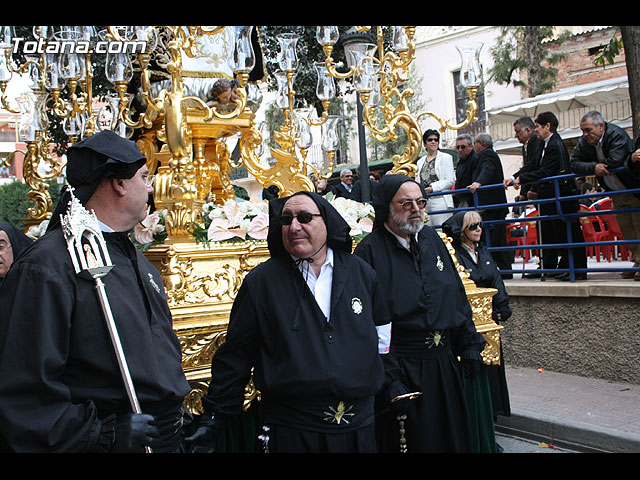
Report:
280,212,322,225
456,144,468,150
467,222,482,231
397,198,428,209
426,138,439,142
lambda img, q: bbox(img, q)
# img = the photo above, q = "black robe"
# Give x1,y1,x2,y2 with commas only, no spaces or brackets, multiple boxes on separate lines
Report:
354,225,485,453
200,191,388,453
0,228,191,452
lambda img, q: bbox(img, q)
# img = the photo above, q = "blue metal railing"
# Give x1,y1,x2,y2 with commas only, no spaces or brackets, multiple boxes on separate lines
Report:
424,167,640,282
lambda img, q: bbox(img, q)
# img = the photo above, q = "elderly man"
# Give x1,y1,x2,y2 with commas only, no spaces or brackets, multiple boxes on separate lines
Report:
0,222,32,287
570,110,640,279
0,131,191,452
334,169,356,200
354,174,485,453
187,191,390,453
468,133,511,276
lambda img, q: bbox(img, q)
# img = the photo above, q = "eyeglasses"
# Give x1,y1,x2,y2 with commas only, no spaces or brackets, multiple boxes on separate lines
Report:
467,222,482,231
143,174,156,186
426,137,439,142
280,212,322,225
456,144,469,150
0,243,11,254
397,198,427,209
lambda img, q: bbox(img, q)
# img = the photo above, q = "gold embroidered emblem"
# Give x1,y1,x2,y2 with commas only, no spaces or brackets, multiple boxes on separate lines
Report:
323,401,355,425
425,330,443,349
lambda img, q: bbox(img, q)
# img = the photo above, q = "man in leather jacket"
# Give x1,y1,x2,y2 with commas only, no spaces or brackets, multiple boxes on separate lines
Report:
570,110,640,279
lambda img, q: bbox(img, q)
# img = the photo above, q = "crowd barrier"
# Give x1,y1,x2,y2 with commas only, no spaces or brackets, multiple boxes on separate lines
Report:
424,167,640,282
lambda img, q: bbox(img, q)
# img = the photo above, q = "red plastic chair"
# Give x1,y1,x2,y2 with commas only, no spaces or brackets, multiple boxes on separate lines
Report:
523,210,538,263
507,223,524,257
579,206,610,261
595,197,630,260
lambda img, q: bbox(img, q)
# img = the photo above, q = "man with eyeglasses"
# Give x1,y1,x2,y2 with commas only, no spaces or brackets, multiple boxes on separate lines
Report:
354,174,485,453
187,191,391,453
453,134,479,208
0,131,191,452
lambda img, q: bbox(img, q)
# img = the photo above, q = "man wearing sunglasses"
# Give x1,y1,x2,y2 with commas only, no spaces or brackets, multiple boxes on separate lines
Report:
334,169,356,200
187,191,391,453
453,134,479,208
354,175,485,453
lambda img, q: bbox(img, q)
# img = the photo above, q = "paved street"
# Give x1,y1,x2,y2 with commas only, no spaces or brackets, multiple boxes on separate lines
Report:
496,431,581,453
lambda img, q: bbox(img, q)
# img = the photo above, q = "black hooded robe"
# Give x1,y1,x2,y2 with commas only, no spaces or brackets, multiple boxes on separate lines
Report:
353,175,485,453
200,191,389,453
0,228,191,452
453,243,512,419
443,211,512,453
0,222,33,288
0,132,191,452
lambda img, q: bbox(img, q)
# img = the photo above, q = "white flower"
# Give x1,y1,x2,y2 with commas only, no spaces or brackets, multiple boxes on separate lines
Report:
208,207,224,221
134,212,160,245
247,212,269,240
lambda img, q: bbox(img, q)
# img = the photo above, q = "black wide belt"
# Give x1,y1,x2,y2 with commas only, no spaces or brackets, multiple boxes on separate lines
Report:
392,329,452,358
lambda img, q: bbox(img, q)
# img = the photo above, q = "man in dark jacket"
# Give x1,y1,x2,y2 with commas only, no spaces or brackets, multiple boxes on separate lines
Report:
186,191,391,453
453,134,478,208
507,112,587,280
468,133,511,275
333,169,356,200
570,110,640,279
513,116,545,201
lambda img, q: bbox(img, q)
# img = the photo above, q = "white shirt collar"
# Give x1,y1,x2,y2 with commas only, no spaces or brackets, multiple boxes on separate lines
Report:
294,247,334,321
98,220,115,233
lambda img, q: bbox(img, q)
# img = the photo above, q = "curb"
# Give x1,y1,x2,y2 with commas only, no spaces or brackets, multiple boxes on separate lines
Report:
495,408,640,454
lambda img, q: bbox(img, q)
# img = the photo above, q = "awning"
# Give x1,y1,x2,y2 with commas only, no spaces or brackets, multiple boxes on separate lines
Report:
487,76,630,124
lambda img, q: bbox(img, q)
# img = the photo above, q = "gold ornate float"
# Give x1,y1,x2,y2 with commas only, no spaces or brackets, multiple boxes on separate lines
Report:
2,26,502,416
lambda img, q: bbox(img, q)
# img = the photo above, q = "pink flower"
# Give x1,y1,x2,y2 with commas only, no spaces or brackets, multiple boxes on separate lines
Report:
134,212,160,244
247,212,269,240
207,218,247,242
222,200,246,226
358,216,373,233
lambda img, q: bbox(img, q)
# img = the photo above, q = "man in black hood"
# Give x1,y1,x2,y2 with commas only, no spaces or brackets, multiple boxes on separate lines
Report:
187,191,391,453
0,131,191,452
354,174,485,453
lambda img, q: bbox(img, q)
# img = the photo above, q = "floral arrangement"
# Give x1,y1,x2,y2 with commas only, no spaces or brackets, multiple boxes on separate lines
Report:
129,194,375,250
130,208,168,251
324,192,374,242
191,199,270,245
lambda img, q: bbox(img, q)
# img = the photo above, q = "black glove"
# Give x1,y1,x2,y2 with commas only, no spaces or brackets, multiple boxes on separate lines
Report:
185,413,226,453
111,412,160,453
462,358,482,382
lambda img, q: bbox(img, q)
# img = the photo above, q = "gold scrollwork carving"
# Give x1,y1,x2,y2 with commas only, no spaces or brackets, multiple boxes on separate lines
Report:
180,330,227,371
